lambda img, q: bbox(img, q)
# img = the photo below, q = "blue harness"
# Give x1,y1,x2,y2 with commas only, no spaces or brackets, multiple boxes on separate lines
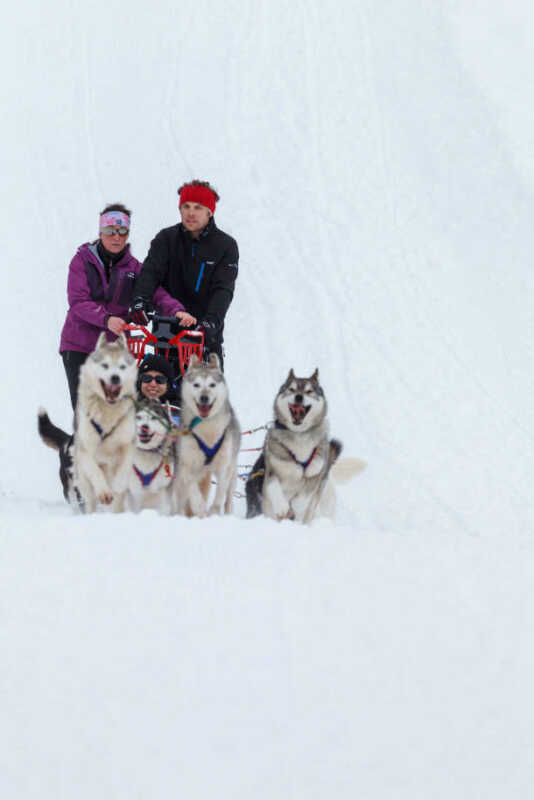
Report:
188,416,227,465
91,419,105,437
90,402,132,441
133,462,164,487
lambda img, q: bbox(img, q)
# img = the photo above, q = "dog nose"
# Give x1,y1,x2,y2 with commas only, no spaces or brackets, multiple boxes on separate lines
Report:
295,393,303,404
200,394,209,405
110,374,120,385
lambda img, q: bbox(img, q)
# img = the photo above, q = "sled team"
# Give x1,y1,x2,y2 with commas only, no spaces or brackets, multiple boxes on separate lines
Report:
39,180,363,523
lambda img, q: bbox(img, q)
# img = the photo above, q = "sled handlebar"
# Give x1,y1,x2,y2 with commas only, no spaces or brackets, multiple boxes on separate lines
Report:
147,312,182,324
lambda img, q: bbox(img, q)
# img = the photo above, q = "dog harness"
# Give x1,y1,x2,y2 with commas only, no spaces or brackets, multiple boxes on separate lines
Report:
192,430,226,465
283,444,319,470
90,418,110,439
89,400,133,441
185,416,227,465
132,459,173,487
274,422,319,470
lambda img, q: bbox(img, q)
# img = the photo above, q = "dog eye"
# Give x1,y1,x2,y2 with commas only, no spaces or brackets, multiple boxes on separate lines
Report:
101,363,109,369
193,382,201,388
209,382,216,388
119,364,126,370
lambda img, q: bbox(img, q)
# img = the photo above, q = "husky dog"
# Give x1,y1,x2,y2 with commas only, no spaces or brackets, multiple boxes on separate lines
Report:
174,353,240,517
72,332,137,512
247,369,364,524
126,398,176,514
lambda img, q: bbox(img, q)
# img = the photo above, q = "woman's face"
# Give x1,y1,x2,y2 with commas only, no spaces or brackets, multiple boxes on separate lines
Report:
140,371,168,400
100,226,129,254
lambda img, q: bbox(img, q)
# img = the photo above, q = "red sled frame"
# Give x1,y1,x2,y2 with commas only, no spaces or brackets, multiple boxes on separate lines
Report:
123,324,205,377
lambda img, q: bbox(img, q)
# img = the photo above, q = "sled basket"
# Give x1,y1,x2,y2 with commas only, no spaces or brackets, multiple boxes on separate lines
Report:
123,324,158,364
158,329,205,377
124,322,205,377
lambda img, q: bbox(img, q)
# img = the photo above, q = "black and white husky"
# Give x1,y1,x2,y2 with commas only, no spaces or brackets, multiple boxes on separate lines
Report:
38,332,137,513
126,398,176,514
174,353,241,517
246,369,365,524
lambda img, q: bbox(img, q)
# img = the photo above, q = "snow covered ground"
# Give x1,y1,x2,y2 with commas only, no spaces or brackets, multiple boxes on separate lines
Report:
2,1,534,797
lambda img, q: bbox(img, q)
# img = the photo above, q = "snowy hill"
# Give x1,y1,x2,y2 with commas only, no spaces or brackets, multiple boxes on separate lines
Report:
2,1,534,797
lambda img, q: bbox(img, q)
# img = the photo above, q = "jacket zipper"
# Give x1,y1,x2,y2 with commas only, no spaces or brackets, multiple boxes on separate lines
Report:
195,262,206,293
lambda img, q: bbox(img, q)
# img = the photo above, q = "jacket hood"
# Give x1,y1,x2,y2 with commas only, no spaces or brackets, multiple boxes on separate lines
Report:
77,241,133,266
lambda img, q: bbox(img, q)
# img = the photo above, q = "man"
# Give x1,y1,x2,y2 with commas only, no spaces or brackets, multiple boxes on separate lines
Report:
130,180,239,365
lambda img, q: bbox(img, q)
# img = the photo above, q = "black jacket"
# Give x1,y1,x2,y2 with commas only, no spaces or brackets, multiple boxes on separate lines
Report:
134,218,239,343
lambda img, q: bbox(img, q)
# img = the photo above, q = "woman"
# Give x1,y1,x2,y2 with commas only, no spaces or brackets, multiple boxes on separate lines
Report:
59,203,196,409
137,355,173,402
137,354,181,426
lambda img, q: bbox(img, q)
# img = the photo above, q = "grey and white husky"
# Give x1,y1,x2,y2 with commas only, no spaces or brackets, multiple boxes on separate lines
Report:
126,398,176,514
174,353,240,517
71,332,137,512
246,369,365,524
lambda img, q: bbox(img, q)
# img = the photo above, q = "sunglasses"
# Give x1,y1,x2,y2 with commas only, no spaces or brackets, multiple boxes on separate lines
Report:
101,226,129,236
140,374,168,385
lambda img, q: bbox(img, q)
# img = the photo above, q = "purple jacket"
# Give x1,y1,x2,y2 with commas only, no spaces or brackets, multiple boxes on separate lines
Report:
59,242,184,353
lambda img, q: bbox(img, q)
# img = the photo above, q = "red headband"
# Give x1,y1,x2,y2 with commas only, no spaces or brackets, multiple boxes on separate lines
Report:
179,185,217,214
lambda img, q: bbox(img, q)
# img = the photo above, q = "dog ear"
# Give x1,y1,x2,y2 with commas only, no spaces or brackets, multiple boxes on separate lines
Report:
117,331,129,349
163,401,174,423
94,332,107,351
287,368,296,382
208,352,220,370
187,354,200,371
310,368,319,382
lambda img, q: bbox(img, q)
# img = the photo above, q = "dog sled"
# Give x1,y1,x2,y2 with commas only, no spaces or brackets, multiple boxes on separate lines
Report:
124,313,205,408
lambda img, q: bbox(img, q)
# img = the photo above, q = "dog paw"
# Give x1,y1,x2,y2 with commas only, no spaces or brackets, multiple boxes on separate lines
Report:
98,491,114,505
277,508,295,521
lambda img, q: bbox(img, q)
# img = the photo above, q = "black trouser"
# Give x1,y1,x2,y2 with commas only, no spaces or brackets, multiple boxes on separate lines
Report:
61,351,89,410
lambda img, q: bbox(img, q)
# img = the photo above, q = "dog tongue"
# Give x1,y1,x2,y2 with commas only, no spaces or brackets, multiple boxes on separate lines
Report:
289,403,307,422
197,403,211,417
104,383,121,402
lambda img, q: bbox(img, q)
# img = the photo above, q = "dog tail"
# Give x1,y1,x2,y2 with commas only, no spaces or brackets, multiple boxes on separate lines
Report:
38,408,70,451
329,438,343,464
245,453,265,519
330,458,367,484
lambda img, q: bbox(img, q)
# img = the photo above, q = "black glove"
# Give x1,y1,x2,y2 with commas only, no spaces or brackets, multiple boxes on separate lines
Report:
129,298,151,325
197,319,219,342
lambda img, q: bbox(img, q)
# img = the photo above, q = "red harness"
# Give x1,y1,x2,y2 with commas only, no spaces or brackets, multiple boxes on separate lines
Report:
282,443,319,470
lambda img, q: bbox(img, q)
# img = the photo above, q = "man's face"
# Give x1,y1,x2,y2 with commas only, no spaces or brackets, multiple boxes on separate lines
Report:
140,371,168,400
180,202,211,235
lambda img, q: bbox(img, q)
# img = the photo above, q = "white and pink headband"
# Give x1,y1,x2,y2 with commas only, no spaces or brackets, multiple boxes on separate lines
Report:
99,210,130,231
